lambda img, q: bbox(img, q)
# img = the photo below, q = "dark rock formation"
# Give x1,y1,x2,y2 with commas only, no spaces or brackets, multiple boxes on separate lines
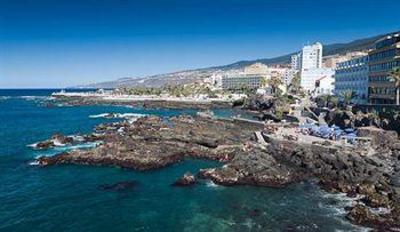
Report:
173,172,196,186
242,95,275,111
53,95,232,110
198,144,305,187
37,115,264,171
51,133,74,144
98,180,139,192
357,126,399,148
33,133,102,150
35,140,55,149
324,109,400,135
34,115,400,230
345,204,398,231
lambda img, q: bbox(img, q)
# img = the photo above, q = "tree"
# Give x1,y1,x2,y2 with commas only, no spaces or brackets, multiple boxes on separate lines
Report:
267,76,283,95
288,72,301,94
315,94,338,108
260,76,268,87
340,90,358,106
388,67,400,105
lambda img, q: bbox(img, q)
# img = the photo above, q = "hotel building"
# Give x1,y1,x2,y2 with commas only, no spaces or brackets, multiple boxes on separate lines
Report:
301,42,323,71
368,32,400,104
221,74,263,90
298,42,335,94
334,56,369,104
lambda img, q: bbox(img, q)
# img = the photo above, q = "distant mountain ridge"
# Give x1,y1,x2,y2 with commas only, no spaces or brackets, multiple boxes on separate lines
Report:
73,32,391,89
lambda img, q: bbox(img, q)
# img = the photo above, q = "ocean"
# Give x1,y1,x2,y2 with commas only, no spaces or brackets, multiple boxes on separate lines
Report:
0,89,365,231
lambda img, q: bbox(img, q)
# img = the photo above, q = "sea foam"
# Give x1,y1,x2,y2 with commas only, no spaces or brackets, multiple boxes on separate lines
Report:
89,112,148,120
0,96,11,100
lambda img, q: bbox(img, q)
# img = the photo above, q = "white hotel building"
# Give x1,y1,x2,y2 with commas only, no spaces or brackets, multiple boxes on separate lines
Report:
299,42,335,94
301,42,323,70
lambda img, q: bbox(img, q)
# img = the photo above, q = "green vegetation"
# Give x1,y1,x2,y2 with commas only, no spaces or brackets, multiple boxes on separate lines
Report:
116,84,224,98
340,90,358,106
120,87,163,96
316,94,339,108
271,94,296,120
266,76,283,95
288,72,303,96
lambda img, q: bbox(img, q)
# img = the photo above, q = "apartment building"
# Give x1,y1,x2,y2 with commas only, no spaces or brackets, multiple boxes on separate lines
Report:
335,56,369,104
368,32,400,104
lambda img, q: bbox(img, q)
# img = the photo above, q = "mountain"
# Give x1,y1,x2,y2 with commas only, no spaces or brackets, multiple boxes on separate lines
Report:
218,33,383,69
73,32,390,89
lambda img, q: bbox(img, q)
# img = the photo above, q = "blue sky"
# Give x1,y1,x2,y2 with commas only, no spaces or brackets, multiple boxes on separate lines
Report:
1,0,399,88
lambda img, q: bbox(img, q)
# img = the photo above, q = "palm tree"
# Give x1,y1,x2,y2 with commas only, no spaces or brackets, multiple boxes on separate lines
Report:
267,76,283,95
288,72,301,94
260,76,268,87
340,90,358,106
388,67,400,105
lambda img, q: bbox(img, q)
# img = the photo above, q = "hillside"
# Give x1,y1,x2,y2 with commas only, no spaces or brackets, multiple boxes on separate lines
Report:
73,32,388,89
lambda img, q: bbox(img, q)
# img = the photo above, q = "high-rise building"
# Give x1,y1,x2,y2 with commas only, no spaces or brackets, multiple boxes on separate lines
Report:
301,42,323,71
291,53,301,70
298,42,333,94
368,32,400,104
334,56,369,104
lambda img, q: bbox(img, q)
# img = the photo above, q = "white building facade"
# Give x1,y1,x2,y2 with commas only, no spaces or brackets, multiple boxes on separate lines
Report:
291,53,301,71
301,42,323,71
300,68,335,94
334,56,369,104
221,74,263,90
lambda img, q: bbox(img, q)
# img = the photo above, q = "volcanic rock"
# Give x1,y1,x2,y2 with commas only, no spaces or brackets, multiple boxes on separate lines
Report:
173,172,196,186
98,180,139,192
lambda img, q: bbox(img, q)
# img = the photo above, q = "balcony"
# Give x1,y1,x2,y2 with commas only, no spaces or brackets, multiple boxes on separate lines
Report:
369,94,395,100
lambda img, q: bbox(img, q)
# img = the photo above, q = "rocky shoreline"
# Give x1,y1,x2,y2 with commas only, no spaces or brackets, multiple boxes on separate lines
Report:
51,95,233,109
34,114,400,230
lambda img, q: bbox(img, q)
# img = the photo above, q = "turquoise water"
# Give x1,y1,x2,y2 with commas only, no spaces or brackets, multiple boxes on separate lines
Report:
0,90,363,231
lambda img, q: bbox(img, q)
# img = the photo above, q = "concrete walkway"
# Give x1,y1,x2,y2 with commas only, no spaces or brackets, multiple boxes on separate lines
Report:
255,131,268,145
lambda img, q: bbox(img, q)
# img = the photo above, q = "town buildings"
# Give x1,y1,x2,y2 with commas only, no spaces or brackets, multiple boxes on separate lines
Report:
296,42,335,94
334,56,369,104
323,51,368,69
300,68,335,94
368,32,400,104
221,74,263,90
315,75,335,96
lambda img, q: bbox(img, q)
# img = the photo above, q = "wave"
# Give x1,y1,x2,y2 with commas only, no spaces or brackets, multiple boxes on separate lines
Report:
320,192,371,232
31,141,101,158
55,142,101,151
369,207,391,215
321,192,359,215
206,180,221,188
17,96,55,101
89,113,111,118
89,112,148,120
27,142,39,148
28,160,40,166
70,135,86,142
0,96,11,100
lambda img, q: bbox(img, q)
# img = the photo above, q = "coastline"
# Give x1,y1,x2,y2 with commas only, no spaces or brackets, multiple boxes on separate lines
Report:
33,107,400,230
51,92,234,109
